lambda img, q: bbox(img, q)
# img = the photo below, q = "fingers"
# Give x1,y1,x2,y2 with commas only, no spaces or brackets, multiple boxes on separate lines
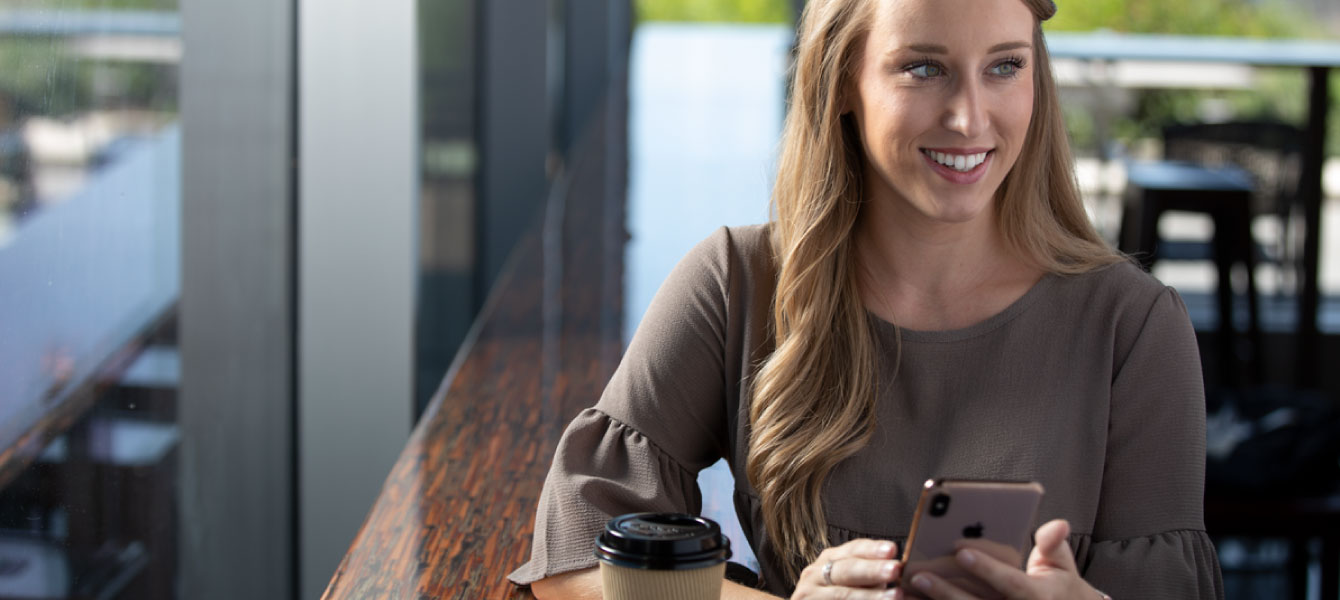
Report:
950,546,1031,599
822,538,900,561
829,557,903,588
938,519,1082,600
902,571,984,600
899,520,1086,600
810,538,901,586
792,539,902,599
1026,519,1077,574
901,554,965,580
953,538,1024,569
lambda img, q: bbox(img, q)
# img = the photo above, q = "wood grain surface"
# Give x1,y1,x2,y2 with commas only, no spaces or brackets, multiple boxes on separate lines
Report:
321,115,627,599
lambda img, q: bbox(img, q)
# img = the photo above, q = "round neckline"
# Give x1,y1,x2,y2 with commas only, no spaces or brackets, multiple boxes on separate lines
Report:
866,273,1057,343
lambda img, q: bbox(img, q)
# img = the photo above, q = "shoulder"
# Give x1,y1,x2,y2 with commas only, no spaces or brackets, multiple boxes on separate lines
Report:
1048,260,1195,365
1050,260,1181,322
1053,259,1163,298
672,223,775,290
685,223,772,263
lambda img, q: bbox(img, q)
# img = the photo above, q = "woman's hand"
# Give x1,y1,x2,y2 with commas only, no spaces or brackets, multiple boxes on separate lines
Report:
791,538,902,599
902,519,1104,600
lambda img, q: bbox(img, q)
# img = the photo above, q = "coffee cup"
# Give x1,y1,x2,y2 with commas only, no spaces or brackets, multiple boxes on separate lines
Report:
595,513,732,600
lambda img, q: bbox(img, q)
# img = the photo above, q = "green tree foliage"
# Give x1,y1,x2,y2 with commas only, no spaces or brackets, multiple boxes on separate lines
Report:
0,39,92,119
1045,0,1322,38
0,1,177,120
419,0,472,141
1043,0,1337,156
635,0,789,24
0,0,171,8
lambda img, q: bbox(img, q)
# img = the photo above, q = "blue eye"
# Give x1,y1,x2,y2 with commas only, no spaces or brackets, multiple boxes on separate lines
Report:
990,59,1024,77
907,62,944,78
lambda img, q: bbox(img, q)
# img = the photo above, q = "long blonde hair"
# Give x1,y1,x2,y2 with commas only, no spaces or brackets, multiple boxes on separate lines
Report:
747,0,1121,582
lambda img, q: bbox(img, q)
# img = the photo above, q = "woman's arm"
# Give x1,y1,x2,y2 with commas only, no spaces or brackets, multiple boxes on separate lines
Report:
509,229,742,589
530,569,600,599
1080,287,1223,598
531,568,781,600
534,538,906,600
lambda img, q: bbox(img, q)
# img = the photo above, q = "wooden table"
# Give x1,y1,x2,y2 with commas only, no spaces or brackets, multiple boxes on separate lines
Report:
1047,31,1340,387
320,113,626,599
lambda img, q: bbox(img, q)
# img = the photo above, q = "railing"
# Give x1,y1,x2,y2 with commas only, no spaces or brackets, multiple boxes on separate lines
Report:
321,105,627,599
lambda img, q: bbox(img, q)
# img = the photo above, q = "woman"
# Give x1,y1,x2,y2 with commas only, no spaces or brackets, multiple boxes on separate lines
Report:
510,0,1223,597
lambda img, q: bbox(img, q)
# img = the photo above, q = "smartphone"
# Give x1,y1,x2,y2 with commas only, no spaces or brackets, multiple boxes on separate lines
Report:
896,479,1045,598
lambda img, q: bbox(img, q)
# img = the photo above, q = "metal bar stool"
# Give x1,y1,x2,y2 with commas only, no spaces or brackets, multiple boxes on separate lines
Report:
1120,160,1262,388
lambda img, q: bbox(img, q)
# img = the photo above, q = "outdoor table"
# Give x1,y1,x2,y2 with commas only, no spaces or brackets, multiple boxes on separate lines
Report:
1046,31,1340,387
0,127,180,488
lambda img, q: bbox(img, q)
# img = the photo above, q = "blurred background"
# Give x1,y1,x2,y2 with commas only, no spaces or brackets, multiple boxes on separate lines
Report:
0,0,1337,598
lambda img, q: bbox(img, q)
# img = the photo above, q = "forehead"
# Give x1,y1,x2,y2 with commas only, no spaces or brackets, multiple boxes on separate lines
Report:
866,0,1035,51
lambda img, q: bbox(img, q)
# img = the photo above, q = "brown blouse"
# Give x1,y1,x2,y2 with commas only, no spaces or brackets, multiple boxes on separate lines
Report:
510,224,1223,599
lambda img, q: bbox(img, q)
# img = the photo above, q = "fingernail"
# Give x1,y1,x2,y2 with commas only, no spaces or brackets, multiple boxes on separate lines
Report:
879,541,895,555
881,590,899,600
957,549,976,566
882,561,896,578
912,574,932,591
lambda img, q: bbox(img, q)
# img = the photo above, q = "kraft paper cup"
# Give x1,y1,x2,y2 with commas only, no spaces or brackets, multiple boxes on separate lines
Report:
595,513,731,600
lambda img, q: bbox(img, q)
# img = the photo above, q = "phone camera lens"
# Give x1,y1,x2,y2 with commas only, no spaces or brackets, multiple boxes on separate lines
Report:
929,493,951,517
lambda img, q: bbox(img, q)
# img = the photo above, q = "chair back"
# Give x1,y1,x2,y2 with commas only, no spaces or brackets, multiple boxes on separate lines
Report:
1161,121,1304,220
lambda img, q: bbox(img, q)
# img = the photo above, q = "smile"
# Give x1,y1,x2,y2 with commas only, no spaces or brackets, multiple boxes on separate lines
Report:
921,149,990,172
919,147,994,185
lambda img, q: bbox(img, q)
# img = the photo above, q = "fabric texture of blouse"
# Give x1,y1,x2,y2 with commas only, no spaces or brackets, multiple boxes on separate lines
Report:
509,224,1223,599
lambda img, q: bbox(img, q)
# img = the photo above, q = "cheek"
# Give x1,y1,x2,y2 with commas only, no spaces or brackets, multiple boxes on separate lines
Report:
1004,84,1035,143
863,95,930,158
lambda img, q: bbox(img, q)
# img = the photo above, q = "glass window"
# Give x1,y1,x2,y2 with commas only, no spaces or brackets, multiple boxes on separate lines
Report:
416,0,477,417
0,2,180,597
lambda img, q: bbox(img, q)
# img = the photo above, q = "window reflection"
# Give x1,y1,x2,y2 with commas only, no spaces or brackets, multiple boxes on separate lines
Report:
0,3,179,598
416,0,476,416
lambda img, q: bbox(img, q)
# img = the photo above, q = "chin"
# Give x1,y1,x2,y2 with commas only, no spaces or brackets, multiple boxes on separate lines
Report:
932,208,990,225
924,193,996,224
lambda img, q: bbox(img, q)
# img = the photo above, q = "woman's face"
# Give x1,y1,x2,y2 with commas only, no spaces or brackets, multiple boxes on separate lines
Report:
848,0,1035,227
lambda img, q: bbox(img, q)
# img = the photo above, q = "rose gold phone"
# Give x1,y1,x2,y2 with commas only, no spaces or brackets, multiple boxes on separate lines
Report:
897,479,1045,598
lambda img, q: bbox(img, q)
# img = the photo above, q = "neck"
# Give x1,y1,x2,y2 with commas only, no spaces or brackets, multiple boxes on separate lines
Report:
856,200,1010,293
854,195,1040,330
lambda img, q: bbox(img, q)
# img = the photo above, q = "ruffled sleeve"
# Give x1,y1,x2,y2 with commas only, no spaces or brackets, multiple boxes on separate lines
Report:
510,228,740,586
1073,530,1224,598
508,409,706,584
1084,286,1224,598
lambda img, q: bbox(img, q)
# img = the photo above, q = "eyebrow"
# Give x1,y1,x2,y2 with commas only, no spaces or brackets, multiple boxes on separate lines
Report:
904,41,1032,54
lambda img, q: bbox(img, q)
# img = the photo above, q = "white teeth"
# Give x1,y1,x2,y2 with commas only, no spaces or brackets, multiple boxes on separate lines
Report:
926,150,988,172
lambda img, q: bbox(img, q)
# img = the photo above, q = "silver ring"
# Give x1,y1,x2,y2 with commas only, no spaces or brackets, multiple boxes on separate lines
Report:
822,560,835,586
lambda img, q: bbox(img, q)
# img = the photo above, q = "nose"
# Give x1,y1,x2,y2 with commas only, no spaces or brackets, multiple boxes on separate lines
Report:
941,77,987,138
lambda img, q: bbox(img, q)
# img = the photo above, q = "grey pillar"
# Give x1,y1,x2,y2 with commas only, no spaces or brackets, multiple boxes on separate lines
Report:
179,1,295,598
297,0,417,597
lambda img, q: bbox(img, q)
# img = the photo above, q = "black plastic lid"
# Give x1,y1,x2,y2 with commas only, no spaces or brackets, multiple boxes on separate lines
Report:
594,513,732,570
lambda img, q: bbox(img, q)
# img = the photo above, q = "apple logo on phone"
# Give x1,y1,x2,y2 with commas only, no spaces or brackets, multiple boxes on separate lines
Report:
963,522,984,539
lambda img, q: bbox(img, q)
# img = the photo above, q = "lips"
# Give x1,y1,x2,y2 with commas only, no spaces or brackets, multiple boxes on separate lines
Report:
920,148,994,184
923,149,988,172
